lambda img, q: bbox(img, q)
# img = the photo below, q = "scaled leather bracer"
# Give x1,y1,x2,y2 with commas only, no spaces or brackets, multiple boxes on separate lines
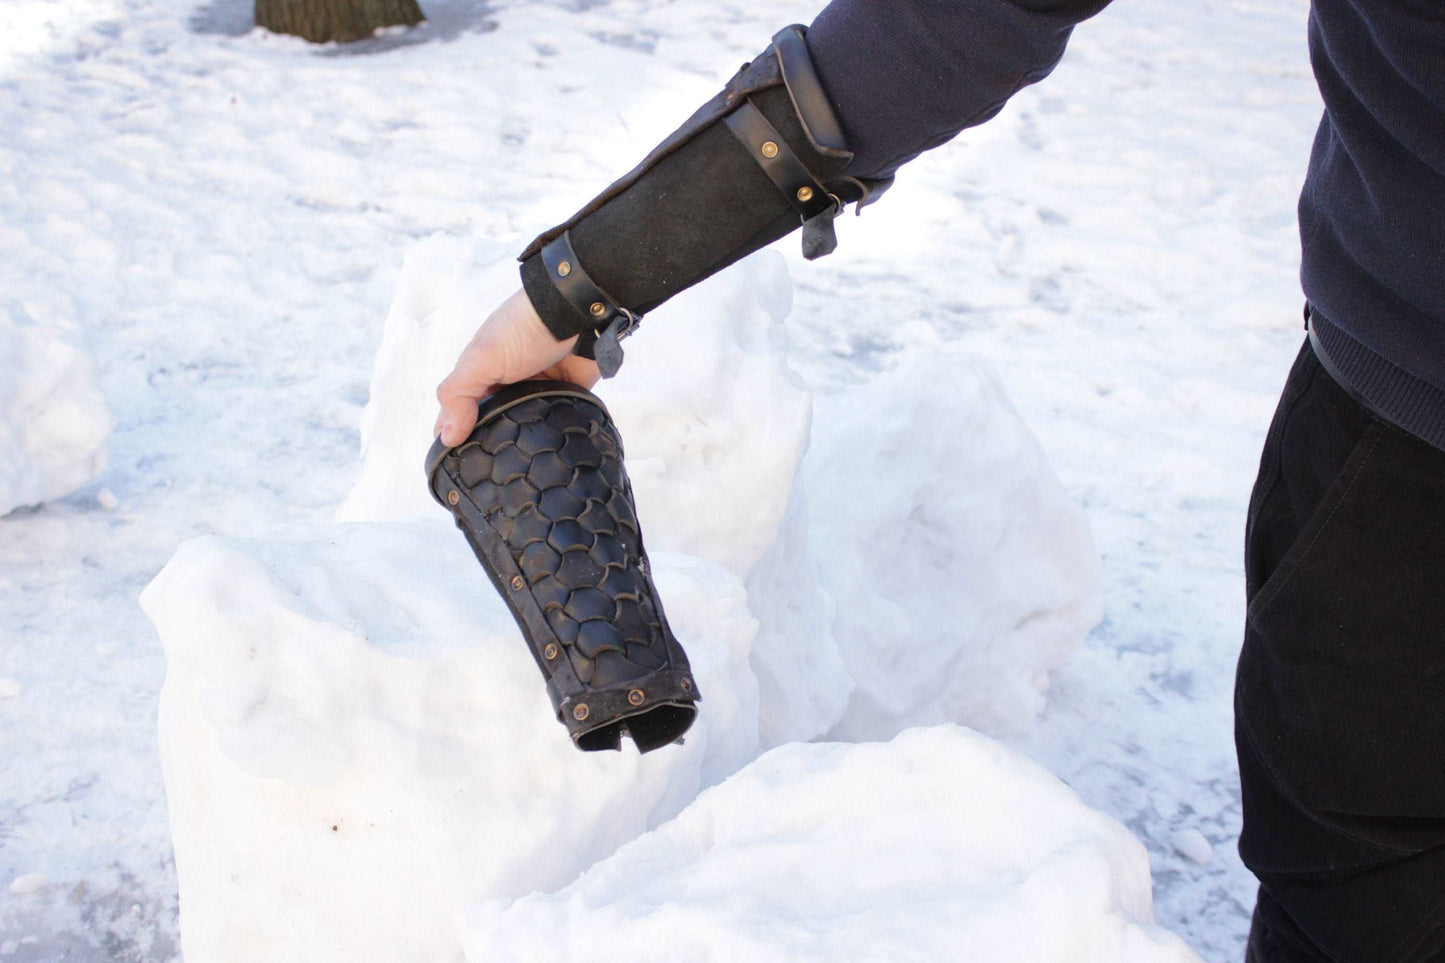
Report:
426,380,699,753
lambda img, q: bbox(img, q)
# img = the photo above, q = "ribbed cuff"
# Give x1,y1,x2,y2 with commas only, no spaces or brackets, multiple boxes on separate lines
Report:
1308,309,1445,452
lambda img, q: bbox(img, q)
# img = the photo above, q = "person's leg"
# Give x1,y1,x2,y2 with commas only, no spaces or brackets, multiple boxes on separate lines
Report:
1235,336,1445,962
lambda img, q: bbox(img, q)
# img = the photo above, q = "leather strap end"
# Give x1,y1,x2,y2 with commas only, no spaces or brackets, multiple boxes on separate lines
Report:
592,314,634,378
801,203,840,260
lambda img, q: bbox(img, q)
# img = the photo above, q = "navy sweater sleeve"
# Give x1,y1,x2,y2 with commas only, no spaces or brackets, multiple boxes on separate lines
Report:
805,0,1113,179
805,0,1445,450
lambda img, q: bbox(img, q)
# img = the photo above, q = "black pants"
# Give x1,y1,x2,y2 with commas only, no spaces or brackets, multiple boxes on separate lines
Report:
1237,337,1445,962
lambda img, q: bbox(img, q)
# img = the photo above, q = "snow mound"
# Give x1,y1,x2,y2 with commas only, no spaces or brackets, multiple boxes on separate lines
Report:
142,521,760,963
809,343,1104,739
0,300,112,516
463,725,1201,963
335,234,519,525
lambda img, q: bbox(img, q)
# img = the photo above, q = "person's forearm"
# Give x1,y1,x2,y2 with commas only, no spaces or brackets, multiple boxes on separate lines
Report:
807,0,1113,179
436,0,1115,439
516,0,1113,374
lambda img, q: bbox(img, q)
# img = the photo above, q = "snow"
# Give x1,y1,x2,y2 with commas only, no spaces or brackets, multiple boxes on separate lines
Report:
465,727,1199,963
1171,829,1216,867
808,337,1104,739
146,239,1111,960
334,234,518,525
0,0,1325,958
7,875,48,897
0,300,112,516
142,524,760,963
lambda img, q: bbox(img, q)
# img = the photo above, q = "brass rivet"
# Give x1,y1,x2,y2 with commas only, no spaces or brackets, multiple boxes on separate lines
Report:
557,260,572,277
543,643,559,660
680,678,692,692
446,490,459,505
510,575,525,591
572,703,589,721
795,186,814,203
627,689,645,706
589,301,607,318
760,141,779,158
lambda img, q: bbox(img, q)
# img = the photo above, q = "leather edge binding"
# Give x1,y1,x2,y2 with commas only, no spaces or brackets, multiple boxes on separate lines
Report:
425,381,614,505
771,24,851,158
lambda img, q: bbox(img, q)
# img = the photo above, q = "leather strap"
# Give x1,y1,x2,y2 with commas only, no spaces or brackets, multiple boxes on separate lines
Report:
771,25,849,156
540,230,625,329
724,100,836,222
539,231,640,376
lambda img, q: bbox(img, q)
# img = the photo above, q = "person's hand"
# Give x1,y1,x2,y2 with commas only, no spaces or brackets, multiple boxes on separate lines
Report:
434,288,601,447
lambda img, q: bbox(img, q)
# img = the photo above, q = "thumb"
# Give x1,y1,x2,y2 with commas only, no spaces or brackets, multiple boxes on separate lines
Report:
435,342,502,447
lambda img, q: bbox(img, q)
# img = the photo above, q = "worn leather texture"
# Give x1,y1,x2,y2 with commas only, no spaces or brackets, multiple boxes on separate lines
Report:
519,24,892,343
427,381,699,753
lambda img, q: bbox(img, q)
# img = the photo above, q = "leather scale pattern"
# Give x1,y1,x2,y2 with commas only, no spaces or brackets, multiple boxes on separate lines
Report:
427,381,699,753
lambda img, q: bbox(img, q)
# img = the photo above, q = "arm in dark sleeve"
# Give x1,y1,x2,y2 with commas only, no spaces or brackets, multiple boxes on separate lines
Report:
807,0,1114,178
519,1,1112,367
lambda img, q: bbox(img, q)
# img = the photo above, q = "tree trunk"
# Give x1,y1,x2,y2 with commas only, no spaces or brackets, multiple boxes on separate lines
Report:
255,0,424,43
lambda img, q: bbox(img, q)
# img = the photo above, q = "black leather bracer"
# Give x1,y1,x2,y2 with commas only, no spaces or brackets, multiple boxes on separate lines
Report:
519,24,892,375
426,380,699,753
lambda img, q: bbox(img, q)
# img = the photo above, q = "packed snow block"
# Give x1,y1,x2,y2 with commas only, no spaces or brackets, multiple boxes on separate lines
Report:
594,252,851,746
336,234,519,525
743,489,853,747
0,300,112,516
598,249,808,577
142,521,760,963
341,235,851,745
462,725,1201,963
807,348,1105,739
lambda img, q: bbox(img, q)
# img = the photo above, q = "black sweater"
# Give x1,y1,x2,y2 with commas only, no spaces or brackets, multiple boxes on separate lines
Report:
805,0,1445,448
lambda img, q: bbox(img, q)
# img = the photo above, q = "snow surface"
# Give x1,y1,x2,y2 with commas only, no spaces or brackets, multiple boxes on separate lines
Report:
465,727,1199,963
141,525,760,962
0,0,1323,958
808,340,1103,739
145,240,1110,961
0,300,113,516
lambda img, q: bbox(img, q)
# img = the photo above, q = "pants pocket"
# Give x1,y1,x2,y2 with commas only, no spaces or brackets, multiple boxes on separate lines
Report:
1238,418,1445,854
